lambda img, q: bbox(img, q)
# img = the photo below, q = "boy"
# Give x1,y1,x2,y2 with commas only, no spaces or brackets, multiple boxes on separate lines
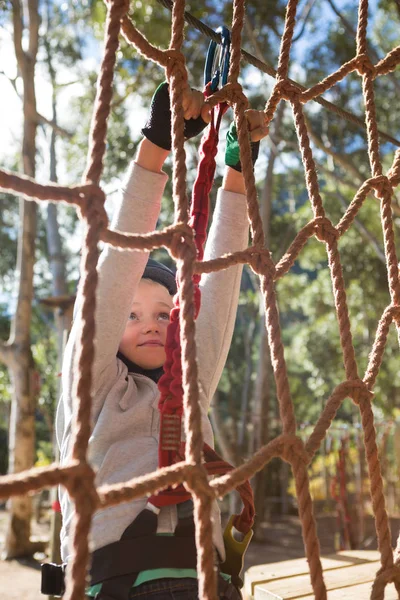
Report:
57,83,267,599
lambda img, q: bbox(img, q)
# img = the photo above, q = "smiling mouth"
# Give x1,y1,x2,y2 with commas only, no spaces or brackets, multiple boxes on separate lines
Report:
139,341,164,347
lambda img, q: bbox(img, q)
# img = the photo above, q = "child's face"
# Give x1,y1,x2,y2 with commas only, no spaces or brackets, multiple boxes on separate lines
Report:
119,279,173,369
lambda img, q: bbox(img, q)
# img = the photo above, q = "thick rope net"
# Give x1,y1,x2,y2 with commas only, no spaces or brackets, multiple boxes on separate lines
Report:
0,0,400,598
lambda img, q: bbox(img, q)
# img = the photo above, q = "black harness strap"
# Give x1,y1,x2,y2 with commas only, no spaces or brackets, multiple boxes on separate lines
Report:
91,534,198,585
41,503,242,599
92,507,198,600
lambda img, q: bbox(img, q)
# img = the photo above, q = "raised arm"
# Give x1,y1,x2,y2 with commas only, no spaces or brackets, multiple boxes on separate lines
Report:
196,110,269,406
61,159,167,417
61,84,210,424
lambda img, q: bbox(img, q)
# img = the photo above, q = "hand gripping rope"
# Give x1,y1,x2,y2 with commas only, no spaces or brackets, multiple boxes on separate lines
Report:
148,28,255,577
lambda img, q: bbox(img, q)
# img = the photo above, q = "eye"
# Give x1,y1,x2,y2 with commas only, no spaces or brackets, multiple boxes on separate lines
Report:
158,312,170,321
128,312,138,321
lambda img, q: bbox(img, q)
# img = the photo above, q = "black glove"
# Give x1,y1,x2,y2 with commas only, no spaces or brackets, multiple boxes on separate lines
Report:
141,82,208,151
225,122,260,172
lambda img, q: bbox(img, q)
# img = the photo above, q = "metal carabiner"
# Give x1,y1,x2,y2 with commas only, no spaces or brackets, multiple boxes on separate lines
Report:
204,26,231,92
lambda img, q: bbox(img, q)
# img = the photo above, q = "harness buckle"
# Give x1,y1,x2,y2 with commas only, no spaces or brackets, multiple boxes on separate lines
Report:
220,515,253,589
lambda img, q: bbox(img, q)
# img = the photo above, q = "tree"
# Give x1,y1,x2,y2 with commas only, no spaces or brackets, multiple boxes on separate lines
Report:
0,0,399,558
0,0,42,559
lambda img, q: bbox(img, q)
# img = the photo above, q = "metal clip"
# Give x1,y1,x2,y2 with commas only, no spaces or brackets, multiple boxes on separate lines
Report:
219,515,253,589
204,26,231,91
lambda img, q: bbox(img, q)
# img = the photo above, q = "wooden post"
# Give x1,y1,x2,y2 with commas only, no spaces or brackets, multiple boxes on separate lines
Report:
39,295,74,599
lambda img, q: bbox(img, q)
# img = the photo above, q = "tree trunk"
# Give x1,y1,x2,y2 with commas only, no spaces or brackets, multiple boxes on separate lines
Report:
2,0,40,559
5,205,38,559
41,3,70,576
237,312,256,456
252,313,271,538
210,395,241,516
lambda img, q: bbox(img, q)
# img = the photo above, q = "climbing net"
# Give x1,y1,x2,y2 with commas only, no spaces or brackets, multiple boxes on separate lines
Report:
0,0,400,598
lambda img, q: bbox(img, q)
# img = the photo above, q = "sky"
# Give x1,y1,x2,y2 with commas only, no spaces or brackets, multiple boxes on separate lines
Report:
0,19,146,179
1,30,23,158
0,14,150,311
0,0,394,294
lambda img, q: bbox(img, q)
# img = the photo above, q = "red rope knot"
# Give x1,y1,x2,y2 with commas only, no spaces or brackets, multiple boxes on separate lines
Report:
281,434,308,466
369,174,393,199
355,53,376,78
274,78,302,103
346,378,373,406
77,184,108,231
164,49,187,84
169,223,196,261
249,247,276,278
313,217,339,246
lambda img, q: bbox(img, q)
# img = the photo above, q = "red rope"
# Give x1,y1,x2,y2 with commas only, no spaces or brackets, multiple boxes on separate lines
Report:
150,87,255,535
156,84,227,470
150,442,254,533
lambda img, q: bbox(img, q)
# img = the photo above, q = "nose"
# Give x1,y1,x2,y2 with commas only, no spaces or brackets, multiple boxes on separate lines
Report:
142,317,160,334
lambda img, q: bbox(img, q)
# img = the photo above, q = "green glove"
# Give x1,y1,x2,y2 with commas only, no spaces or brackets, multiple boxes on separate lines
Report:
225,123,260,172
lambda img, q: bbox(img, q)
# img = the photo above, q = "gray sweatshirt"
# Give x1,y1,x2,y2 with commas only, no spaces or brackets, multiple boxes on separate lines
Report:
56,161,249,565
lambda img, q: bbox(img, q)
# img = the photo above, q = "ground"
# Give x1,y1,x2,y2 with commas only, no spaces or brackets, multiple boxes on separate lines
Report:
0,506,49,600
0,508,398,599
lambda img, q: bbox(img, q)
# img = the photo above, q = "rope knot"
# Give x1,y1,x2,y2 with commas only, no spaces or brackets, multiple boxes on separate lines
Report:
281,434,308,465
274,78,302,103
374,565,400,587
106,0,129,11
314,217,339,245
387,303,400,326
169,223,196,261
346,378,373,406
225,81,249,109
107,0,129,14
249,247,276,278
67,462,99,512
205,82,249,111
369,175,392,199
184,464,214,499
355,53,376,78
164,49,187,83
77,184,108,231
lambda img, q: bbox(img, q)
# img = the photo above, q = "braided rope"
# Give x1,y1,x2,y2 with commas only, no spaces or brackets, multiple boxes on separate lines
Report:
155,0,400,147
1,0,400,598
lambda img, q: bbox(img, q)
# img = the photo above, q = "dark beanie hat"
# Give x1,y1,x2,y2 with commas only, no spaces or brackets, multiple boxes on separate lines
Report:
142,258,177,295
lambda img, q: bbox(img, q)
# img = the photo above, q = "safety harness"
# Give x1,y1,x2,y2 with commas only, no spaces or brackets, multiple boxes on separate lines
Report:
145,64,255,587
42,30,255,599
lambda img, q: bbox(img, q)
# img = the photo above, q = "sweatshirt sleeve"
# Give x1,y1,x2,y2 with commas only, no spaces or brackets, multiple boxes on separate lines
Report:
196,188,249,408
61,162,168,420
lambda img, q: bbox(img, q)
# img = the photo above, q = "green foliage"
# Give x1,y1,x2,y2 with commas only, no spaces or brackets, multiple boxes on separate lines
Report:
63,73,135,184
36,441,54,467
1,0,400,515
